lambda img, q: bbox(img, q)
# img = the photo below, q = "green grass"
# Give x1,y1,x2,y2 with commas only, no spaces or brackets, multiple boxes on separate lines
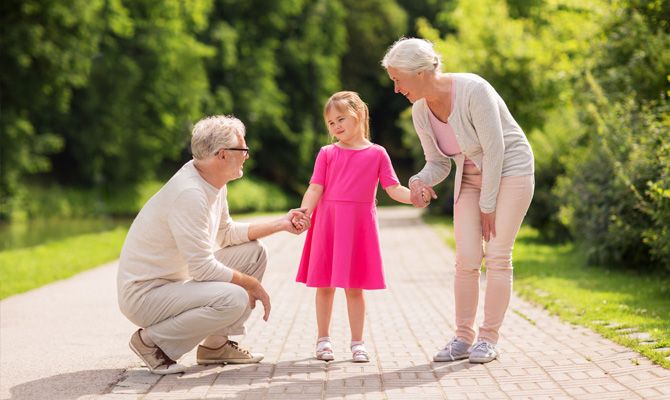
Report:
0,227,129,299
424,215,670,369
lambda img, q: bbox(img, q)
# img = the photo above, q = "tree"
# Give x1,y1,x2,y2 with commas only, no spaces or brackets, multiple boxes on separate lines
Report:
53,0,214,188
201,0,348,192
0,0,106,219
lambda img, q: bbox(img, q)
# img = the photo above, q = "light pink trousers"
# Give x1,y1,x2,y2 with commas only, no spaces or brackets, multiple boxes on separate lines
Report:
453,165,534,344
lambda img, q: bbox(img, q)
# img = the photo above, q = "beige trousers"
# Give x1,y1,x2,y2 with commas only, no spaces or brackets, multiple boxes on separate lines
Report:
453,165,534,344
120,240,267,360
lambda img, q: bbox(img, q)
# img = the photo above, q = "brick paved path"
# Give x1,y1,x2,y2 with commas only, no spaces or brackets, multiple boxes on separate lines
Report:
4,207,669,399
104,207,670,399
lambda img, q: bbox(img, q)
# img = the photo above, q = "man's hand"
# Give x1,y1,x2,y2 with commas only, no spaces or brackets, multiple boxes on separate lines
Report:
409,179,437,208
480,210,496,242
247,282,271,321
231,272,271,321
286,208,310,233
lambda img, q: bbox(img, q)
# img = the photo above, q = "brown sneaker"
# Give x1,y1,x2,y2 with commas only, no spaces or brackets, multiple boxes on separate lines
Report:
197,340,264,365
129,329,186,375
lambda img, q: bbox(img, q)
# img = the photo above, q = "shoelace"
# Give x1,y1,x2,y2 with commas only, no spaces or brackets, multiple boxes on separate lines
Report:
155,348,176,367
227,340,251,356
471,341,493,354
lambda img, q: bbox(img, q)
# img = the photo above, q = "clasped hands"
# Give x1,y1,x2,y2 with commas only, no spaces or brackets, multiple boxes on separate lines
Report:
286,208,311,233
409,179,437,208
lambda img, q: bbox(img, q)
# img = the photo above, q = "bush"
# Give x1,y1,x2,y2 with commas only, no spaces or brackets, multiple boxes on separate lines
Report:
556,88,670,271
525,107,582,241
13,175,295,220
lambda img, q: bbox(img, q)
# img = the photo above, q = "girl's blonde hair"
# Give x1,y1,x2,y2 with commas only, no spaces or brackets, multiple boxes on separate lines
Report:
323,91,370,140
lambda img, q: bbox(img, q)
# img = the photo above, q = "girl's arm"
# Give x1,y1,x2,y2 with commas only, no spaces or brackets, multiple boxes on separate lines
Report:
292,183,324,229
301,183,324,216
384,184,412,204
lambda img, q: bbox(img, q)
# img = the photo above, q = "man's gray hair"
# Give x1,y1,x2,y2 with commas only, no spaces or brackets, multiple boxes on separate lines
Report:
381,37,441,73
191,115,245,160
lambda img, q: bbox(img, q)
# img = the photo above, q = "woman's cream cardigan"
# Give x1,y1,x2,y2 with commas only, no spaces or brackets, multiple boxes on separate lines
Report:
409,73,534,213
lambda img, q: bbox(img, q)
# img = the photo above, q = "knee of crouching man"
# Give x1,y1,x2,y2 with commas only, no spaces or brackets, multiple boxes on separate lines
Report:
251,240,268,278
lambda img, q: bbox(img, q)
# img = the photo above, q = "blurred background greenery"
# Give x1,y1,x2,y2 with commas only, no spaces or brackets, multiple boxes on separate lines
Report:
1,0,669,275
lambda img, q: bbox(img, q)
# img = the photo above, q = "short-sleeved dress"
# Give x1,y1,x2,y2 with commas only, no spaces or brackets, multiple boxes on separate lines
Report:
296,144,400,289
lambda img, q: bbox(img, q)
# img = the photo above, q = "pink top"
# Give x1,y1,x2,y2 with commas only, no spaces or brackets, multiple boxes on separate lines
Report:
310,144,399,203
427,80,474,165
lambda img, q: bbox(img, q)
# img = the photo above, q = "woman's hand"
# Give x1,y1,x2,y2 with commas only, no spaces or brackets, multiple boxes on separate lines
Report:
409,180,437,208
480,211,496,242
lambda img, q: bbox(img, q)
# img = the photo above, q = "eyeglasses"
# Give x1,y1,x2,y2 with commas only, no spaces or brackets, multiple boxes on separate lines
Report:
218,147,250,157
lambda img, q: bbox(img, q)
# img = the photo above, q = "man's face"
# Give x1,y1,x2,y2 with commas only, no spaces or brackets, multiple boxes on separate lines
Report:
221,133,249,181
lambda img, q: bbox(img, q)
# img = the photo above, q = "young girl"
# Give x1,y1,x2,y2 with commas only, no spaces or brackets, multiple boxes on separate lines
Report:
294,91,411,362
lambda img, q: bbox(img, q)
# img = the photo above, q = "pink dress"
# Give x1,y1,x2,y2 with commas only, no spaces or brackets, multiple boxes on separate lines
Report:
296,144,400,289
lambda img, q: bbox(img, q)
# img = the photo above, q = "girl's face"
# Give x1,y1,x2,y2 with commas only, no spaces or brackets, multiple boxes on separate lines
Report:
325,108,363,144
387,66,424,103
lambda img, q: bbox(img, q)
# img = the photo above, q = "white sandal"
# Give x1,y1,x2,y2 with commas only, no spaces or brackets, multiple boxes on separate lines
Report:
316,337,334,361
351,342,370,363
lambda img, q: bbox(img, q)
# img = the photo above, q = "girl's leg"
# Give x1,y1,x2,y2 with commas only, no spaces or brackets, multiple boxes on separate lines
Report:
345,288,370,362
479,175,534,344
316,287,336,338
453,169,484,345
344,288,365,341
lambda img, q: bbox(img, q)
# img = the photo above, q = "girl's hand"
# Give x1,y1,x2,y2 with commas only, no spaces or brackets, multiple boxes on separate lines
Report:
480,211,496,242
409,180,437,208
287,208,310,233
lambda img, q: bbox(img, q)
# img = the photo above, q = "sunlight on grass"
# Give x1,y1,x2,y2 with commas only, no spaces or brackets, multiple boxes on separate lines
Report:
424,216,670,369
0,227,129,299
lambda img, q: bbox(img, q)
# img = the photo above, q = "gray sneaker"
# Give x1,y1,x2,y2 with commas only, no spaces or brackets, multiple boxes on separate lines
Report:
433,337,471,362
468,340,499,363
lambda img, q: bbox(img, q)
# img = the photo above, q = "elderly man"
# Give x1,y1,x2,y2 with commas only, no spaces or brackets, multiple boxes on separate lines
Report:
117,115,309,374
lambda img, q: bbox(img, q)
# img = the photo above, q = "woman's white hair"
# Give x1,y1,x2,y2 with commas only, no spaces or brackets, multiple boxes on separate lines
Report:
381,37,441,72
191,115,245,160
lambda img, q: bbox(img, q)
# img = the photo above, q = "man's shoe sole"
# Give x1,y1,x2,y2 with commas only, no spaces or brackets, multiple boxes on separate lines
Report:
197,355,264,365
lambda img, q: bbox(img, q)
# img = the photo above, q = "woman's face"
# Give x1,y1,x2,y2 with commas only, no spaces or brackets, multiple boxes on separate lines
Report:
387,66,424,103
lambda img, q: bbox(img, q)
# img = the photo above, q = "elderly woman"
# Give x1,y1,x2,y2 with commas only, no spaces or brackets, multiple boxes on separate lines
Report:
382,38,534,363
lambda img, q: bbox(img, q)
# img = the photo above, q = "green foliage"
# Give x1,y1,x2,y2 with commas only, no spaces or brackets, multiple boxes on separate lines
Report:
339,0,409,161
0,0,106,219
227,177,296,213
10,176,292,220
201,0,349,193
525,107,582,240
593,0,670,102
552,0,670,271
56,0,214,187
556,88,670,271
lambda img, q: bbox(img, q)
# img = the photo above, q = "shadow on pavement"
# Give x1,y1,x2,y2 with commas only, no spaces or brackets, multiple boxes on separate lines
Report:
7,369,126,400
161,359,481,399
